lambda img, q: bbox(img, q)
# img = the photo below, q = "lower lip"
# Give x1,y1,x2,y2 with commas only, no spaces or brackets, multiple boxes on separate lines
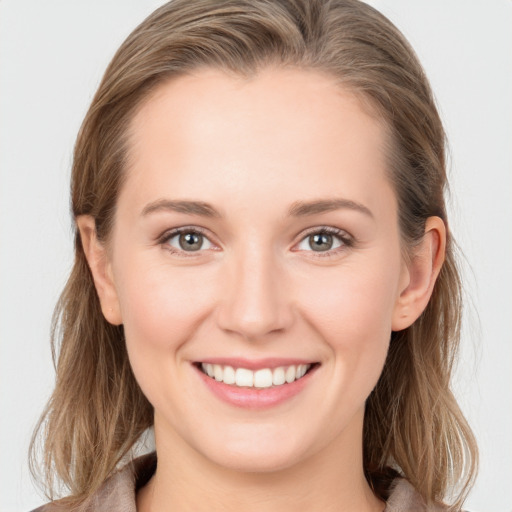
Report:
194,364,319,409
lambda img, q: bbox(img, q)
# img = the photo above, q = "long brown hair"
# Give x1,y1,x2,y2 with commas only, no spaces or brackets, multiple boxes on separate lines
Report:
31,0,478,509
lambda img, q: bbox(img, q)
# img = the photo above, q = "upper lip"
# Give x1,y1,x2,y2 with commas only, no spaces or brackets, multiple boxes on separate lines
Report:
194,357,318,371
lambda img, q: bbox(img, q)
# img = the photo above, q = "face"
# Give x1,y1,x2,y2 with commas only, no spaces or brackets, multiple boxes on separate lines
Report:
100,68,412,472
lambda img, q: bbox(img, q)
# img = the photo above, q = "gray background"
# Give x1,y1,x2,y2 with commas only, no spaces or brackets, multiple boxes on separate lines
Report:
1,1,511,511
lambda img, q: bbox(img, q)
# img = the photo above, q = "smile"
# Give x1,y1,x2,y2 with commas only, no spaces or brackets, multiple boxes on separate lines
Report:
200,363,312,388
194,360,320,409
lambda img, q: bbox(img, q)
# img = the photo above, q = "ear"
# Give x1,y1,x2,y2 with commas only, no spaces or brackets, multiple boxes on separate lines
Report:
76,215,123,326
392,216,446,331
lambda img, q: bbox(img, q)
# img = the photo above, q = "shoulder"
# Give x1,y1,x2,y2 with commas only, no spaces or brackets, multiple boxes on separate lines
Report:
385,478,451,512
31,458,460,512
29,452,157,512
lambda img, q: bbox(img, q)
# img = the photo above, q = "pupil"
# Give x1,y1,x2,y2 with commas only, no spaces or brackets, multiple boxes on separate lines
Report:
179,232,202,251
310,233,332,251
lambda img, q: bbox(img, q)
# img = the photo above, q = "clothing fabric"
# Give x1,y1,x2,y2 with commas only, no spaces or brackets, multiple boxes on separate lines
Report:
31,452,445,511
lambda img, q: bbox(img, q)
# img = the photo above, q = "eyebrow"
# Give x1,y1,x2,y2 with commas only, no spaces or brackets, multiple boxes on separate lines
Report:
141,197,373,219
141,199,221,218
288,198,374,218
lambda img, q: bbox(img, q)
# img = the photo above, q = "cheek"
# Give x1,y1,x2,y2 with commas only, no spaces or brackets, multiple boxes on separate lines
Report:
113,255,217,391
295,253,402,394
117,255,215,336
299,261,399,344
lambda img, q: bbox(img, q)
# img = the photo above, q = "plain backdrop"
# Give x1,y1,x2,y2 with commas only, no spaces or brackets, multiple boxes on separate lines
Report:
1,1,511,511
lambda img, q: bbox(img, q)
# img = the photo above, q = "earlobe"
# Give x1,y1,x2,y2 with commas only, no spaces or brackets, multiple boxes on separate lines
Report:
391,216,446,331
76,215,123,326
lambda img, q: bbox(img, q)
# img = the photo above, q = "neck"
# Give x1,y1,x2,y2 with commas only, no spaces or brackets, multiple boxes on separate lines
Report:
137,412,384,512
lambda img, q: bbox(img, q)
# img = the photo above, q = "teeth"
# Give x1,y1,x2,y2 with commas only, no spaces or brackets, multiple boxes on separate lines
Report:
254,369,273,388
214,364,223,381
200,363,312,388
223,365,235,385
272,366,285,386
235,368,254,387
285,365,296,383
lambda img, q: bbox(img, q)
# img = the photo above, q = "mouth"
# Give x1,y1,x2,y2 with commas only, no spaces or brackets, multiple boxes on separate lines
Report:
196,362,319,389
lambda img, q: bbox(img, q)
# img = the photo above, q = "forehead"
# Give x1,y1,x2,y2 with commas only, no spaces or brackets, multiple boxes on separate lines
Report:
123,67,394,217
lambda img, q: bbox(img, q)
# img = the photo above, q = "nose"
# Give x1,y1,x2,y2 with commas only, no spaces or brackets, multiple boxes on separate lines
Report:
216,246,294,340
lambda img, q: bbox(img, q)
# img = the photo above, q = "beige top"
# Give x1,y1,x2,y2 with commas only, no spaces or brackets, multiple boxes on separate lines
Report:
32,452,446,511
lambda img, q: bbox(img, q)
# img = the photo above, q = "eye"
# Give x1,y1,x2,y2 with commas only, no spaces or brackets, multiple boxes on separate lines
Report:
295,228,351,253
163,228,214,253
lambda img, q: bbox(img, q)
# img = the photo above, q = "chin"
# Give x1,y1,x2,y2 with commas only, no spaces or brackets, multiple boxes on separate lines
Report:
209,445,304,474
193,425,314,474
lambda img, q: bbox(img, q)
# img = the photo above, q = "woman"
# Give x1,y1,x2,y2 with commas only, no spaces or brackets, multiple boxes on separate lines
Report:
30,0,478,510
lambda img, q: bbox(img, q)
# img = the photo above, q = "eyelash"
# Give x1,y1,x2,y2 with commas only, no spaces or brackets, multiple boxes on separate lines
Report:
296,226,354,258
157,225,354,258
158,226,215,258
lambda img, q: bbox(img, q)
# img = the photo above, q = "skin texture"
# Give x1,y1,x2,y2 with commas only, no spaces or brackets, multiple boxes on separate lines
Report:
78,68,445,512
